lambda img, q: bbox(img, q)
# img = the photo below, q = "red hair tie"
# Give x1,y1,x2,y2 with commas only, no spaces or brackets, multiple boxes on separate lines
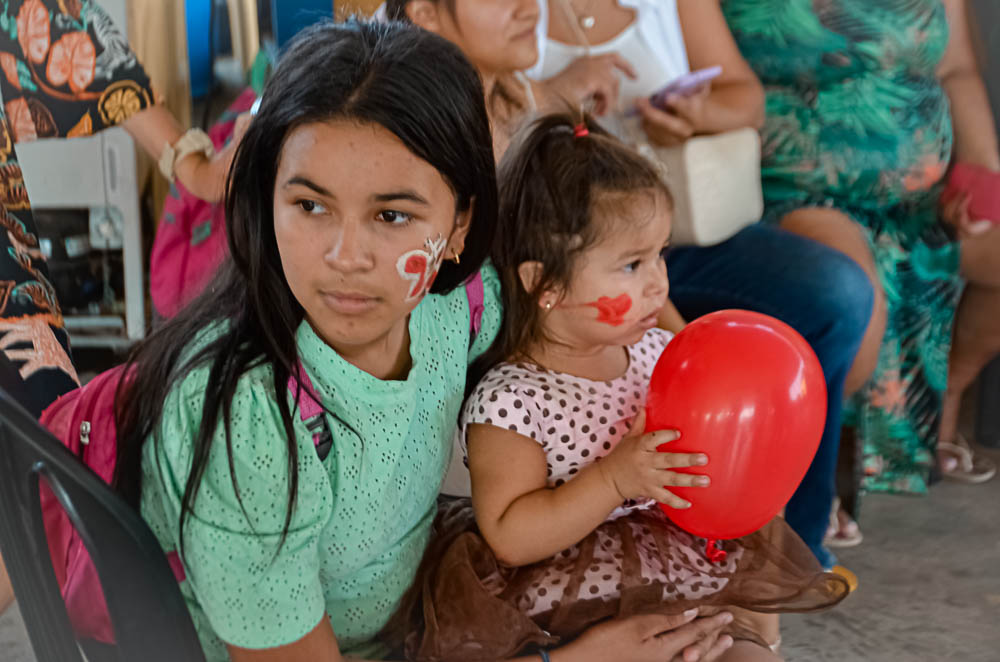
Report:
573,123,589,138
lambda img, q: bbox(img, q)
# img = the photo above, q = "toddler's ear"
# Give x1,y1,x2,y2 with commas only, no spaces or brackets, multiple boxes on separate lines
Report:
518,261,562,309
517,261,543,293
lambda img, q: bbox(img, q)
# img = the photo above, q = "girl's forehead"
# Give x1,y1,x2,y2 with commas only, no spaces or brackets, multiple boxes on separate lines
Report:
276,120,455,204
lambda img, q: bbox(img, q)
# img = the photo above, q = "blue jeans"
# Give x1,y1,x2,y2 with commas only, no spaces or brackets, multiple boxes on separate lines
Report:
667,224,874,569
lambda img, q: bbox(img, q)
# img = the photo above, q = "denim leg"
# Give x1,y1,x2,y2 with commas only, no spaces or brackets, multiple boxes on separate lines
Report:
666,224,874,568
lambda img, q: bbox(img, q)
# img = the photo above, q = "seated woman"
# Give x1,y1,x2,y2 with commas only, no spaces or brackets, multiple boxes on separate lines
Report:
722,0,1000,504
392,0,874,572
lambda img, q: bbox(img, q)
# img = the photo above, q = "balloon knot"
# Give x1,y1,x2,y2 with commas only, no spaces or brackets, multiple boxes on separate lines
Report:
705,539,728,564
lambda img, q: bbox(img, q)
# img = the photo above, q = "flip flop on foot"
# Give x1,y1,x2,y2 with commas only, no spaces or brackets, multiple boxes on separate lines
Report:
938,434,997,484
824,497,863,548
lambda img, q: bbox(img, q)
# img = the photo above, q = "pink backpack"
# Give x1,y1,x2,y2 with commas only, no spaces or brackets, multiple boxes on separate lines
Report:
38,275,485,643
150,88,257,319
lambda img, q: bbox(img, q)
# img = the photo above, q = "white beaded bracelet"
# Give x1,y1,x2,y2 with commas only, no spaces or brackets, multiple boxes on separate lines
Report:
157,128,215,183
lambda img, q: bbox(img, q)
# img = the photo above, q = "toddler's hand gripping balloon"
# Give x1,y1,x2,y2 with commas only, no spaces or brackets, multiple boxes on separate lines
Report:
645,310,827,541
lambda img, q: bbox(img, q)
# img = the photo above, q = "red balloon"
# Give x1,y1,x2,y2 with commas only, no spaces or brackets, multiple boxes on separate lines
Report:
645,310,826,540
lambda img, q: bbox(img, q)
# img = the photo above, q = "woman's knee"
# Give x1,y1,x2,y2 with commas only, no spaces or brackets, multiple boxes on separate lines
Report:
778,206,883,361
820,250,876,346
792,244,876,368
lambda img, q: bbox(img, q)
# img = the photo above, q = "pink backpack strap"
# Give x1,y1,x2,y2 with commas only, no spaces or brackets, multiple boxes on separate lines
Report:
166,551,186,582
465,271,485,338
287,362,332,459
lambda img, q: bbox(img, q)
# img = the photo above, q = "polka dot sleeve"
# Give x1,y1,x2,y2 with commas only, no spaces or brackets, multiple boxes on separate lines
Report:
461,374,545,445
145,370,334,650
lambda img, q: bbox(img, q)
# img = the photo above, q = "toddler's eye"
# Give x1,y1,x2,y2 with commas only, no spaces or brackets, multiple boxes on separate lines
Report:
624,260,642,273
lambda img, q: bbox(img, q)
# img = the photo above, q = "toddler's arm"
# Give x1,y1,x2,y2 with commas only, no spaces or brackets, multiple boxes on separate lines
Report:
467,411,708,567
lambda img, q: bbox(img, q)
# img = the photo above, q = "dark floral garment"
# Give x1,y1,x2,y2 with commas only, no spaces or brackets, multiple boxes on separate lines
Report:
724,0,964,495
0,0,152,415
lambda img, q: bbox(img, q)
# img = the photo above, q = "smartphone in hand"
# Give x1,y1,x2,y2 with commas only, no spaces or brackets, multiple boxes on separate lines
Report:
648,66,723,111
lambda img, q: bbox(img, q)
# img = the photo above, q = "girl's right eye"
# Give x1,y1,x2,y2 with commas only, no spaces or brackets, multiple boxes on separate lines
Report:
297,199,327,215
624,260,642,273
377,209,414,226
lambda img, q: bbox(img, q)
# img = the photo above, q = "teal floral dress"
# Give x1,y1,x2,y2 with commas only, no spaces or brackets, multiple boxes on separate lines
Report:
723,0,964,495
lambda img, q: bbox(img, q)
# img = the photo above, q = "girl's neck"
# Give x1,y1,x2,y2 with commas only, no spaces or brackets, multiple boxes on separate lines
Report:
522,337,629,382
313,316,413,381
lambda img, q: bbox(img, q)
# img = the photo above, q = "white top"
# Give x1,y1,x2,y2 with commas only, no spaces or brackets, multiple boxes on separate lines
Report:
460,328,674,520
541,23,673,112
527,0,690,108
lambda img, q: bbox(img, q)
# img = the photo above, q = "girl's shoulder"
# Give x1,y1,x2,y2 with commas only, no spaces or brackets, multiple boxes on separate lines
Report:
461,361,550,443
636,327,674,356
166,321,275,409
627,327,674,381
470,360,546,400
417,262,503,363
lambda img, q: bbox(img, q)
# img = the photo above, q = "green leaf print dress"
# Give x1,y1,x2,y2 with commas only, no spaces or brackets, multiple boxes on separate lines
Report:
723,0,964,495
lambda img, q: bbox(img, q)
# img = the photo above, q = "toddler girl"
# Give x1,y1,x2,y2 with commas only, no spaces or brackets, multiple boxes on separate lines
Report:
398,115,849,662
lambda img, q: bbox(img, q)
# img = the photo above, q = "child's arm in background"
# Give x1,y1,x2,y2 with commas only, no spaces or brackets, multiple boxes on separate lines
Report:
658,299,687,334
467,411,709,567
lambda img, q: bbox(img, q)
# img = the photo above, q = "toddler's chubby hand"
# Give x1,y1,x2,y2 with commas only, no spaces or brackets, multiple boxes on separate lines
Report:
598,410,710,509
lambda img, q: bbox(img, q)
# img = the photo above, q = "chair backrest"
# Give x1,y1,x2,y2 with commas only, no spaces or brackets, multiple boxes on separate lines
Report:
0,390,206,662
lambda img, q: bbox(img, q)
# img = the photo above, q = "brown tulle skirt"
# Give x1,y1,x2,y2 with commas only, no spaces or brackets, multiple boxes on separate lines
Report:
382,498,849,662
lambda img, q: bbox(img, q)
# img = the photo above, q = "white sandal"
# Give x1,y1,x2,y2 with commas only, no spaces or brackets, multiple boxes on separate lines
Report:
824,497,863,548
938,434,997,484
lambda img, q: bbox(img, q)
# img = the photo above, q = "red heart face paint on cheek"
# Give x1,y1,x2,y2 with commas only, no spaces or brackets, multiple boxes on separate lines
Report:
585,294,632,326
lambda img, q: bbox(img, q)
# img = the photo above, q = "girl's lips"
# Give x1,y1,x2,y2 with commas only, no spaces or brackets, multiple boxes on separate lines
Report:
321,290,380,315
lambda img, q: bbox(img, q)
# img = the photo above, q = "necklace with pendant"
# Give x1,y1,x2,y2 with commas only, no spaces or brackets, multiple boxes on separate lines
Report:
572,0,597,29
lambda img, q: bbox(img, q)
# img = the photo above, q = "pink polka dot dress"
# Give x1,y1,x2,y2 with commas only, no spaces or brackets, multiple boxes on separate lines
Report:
395,330,850,661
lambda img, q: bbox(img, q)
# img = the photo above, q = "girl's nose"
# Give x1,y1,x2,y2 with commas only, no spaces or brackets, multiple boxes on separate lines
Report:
324,222,374,272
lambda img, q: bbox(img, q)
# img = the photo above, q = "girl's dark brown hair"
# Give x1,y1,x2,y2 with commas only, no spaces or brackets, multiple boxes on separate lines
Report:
473,112,672,380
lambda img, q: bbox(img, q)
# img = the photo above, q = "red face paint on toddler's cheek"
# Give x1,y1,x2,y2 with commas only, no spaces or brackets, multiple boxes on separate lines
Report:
584,294,632,326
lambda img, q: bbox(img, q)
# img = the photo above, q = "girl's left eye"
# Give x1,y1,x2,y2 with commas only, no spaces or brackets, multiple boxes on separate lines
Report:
624,260,642,273
377,210,413,225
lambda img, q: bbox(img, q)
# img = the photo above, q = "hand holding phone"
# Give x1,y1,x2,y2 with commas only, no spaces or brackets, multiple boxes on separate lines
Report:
648,66,723,111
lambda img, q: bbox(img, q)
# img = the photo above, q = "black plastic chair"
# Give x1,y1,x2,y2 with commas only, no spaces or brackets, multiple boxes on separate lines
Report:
0,389,206,662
